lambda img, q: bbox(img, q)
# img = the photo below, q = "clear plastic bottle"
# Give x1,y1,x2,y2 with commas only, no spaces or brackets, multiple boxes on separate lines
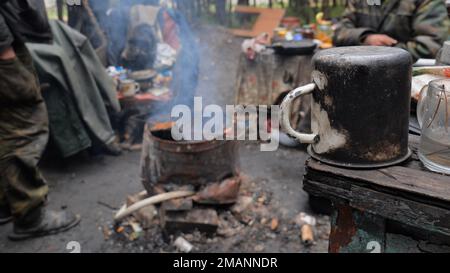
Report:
418,79,450,174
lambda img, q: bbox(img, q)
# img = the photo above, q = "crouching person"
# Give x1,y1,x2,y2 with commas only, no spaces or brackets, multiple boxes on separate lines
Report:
0,0,80,240
333,0,449,61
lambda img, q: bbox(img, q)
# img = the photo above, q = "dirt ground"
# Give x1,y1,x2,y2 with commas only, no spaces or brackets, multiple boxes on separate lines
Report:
0,25,330,253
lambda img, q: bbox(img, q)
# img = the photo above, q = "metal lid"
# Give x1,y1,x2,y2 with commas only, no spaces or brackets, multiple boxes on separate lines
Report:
313,46,412,67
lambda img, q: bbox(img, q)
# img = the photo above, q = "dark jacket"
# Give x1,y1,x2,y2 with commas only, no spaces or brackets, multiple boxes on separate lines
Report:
333,0,449,60
0,0,52,52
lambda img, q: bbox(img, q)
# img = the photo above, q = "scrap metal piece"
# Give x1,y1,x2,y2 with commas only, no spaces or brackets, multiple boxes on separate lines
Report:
141,124,240,194
193,177,242,205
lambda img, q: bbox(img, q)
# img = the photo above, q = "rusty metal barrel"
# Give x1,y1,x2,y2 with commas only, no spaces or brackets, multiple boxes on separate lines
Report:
140,123,240,194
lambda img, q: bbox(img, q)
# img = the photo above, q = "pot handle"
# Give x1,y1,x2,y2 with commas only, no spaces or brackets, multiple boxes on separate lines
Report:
280,83,319,144
135,83,141,93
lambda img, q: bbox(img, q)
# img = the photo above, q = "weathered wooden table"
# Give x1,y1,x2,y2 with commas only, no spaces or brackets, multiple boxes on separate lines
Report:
303,135,450,253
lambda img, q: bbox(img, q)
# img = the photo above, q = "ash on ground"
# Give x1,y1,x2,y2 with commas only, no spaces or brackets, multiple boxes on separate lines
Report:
107,171,330,253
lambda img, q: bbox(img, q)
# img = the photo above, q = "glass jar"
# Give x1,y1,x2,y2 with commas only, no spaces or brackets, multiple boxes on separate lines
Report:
417,79,450,174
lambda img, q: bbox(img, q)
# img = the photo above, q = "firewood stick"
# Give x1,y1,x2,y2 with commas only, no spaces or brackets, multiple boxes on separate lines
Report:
115,190,148,217
114,191,195,221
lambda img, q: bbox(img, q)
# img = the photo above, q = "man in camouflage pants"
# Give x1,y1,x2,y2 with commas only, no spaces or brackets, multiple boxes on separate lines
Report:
0,0,80,241
333,0,449,61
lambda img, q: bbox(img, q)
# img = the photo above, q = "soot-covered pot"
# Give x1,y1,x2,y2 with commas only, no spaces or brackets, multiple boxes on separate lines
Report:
281,46,413,168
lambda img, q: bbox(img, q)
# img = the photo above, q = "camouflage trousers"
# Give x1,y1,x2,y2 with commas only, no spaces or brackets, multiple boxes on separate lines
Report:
0,43,49,219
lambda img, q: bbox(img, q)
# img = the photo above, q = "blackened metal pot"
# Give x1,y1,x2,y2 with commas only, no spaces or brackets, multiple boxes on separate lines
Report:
281,46,413,168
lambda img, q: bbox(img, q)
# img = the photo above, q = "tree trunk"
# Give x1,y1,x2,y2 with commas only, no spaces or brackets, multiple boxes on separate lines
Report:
238,0,250,5
215,0,227,25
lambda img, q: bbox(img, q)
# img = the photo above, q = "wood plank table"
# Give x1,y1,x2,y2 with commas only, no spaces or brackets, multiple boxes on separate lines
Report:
230,6,285,40
303,135,450,253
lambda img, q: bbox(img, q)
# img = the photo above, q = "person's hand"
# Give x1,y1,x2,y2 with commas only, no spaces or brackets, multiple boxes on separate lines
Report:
0,47,16,61
363,34,398,46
